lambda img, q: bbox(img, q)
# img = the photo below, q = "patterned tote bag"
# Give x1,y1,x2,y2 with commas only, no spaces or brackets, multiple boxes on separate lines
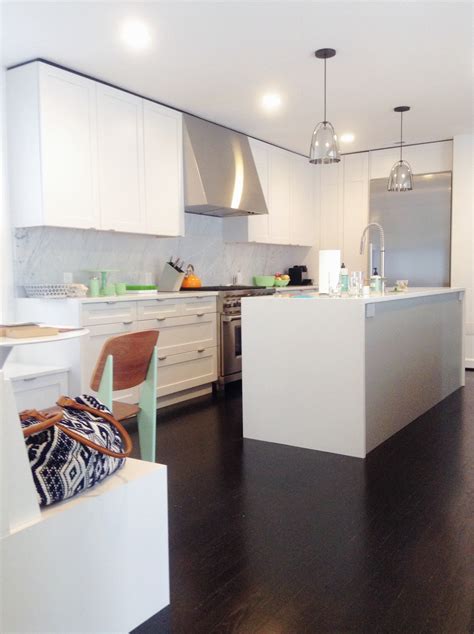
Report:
21,394,133,506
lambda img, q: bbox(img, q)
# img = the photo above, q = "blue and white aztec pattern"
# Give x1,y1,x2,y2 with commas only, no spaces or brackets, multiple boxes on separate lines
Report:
22,395,125,506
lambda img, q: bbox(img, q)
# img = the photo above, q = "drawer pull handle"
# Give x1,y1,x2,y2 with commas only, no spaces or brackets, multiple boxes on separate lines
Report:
156,318,166,322
23,377,37,382
106,301,117,305
197,348,205,353
158,356,167,361
196,313,205,317
123,321,133,325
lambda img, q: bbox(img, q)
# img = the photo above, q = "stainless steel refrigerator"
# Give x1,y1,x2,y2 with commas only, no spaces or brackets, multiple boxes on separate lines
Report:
369,171,452,287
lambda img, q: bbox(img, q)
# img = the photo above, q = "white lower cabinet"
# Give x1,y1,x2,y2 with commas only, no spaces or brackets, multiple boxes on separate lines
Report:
78,297,218,407
17,294,219,408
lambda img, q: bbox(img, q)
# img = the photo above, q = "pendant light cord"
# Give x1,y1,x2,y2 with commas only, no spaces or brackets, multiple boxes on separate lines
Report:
324,57,327,123
400,111,403,161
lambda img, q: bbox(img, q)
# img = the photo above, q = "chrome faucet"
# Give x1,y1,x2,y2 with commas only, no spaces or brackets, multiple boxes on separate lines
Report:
360,222,385,280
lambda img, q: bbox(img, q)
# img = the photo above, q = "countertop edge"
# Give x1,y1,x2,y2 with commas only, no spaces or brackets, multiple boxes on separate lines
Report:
242,288,465,304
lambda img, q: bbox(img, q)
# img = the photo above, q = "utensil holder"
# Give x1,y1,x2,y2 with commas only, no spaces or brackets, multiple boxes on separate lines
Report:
159,263,185,292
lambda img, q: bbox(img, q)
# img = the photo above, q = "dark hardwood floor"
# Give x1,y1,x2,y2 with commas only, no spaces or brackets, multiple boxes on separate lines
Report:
132,374,474,634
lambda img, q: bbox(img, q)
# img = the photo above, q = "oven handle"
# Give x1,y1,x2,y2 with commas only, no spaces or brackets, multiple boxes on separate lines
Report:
222,315,241,323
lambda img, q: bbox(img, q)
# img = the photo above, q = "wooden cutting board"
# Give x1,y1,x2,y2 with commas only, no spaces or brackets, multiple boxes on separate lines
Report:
3,325,59,338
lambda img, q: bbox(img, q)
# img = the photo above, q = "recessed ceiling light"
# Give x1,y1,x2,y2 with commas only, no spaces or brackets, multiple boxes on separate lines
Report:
260,93,282,113
120,19,152,51
340,133,355,143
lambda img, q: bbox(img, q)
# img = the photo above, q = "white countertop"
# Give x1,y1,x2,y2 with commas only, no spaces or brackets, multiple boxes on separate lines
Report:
19,290,220,303
248,287,465,304
19,286,318,302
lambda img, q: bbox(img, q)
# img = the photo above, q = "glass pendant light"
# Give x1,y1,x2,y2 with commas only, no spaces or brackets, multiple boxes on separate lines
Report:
309,48,340,164
388,106,413,191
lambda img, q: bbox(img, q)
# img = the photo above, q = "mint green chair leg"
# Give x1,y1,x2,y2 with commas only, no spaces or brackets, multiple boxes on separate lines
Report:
137,346,158,462
97,355,113,411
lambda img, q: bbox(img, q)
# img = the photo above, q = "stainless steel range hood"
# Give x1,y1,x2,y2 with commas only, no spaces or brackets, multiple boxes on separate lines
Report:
183,114,268,217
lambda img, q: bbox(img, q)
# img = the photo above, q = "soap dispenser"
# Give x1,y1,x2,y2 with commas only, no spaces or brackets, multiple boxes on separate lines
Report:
370,268,382,294
339,263,349,293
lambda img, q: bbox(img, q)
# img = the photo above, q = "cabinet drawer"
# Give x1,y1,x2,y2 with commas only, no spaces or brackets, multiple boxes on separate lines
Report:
180,297,216,316
11,371,69,412
156,347,217,397
137,299,182,320
81,322,138,404
137,313,217,356
81,302,137,326
136,296,216,320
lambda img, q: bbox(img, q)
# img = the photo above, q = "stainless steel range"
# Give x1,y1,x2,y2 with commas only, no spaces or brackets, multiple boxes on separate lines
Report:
185,286,275,384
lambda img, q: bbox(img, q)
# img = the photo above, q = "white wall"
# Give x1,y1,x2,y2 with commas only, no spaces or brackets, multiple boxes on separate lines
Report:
0,65,14,323
451,133,474,368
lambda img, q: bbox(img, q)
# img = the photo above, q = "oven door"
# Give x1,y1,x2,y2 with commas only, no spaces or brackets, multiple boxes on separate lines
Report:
221,314,242,378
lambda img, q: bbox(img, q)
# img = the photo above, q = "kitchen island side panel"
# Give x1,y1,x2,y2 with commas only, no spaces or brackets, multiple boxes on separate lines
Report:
242,298,366,458
365,292,464,453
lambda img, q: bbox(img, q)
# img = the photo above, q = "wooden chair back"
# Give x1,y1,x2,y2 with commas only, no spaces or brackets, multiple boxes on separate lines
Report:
90,330,159,392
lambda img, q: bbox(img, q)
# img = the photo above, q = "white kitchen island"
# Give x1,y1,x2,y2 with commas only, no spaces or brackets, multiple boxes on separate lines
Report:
242,288,465,458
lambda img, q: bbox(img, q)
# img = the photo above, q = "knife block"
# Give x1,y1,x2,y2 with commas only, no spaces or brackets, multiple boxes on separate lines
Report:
159,263,185,292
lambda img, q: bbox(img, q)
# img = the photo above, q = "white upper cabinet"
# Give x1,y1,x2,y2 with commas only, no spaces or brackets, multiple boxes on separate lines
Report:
96,85,146,233
290,155,315,246
7,62,184,236
268,145,291,244
318,161,344,251
223,139,317,246
369,141,453,179
342,153,369,272
143,102,184,236
247,138,270,242
7,63,100,229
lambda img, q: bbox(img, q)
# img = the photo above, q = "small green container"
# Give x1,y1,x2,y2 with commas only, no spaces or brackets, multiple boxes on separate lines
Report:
253,275,276,287
125,285,158,291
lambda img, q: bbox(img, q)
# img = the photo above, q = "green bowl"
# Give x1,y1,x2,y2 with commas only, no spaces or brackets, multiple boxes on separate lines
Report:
253,275,276,287
274,278,290,287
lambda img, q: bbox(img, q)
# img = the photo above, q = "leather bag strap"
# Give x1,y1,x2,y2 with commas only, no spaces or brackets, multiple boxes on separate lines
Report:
21,410,64,435
22,398,133,459
56,396,133,459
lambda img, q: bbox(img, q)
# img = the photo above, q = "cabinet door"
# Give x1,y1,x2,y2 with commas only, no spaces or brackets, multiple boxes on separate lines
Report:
12,371,69,412
290,155,315,246
39,64,99,228
156,348,217,397
97,85,145,233
137,313,217,356
342,153,369,272
247,138,270,242
318,162,344,250
143,102,184,236
268,146,291,244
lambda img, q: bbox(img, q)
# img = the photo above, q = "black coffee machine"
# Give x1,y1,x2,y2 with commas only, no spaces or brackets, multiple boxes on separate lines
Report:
288,265,312,286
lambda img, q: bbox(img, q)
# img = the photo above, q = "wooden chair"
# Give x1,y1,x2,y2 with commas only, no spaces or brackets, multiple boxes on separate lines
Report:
90,330,159,463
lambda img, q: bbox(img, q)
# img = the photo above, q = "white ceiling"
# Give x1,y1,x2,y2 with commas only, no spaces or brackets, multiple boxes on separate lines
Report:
1,1,473,154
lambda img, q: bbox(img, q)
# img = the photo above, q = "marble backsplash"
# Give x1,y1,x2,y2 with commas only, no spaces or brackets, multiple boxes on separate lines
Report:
14,214,315,292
